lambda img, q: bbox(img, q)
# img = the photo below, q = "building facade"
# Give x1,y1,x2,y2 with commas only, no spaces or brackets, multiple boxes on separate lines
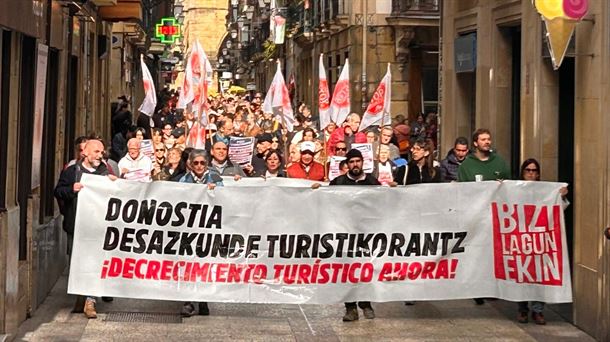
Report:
288,0,440,121
0,0,146,338
440,1,609,340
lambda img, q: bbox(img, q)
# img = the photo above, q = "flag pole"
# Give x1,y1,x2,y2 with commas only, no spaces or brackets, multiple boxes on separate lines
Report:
273,60,291,171
376,63,391,161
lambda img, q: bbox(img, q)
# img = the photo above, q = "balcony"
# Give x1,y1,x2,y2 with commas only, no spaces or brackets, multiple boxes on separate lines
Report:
387,0,439,27
98,0,143,23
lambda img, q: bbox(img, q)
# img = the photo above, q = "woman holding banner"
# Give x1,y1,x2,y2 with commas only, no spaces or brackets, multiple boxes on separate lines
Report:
404,138,441,185
516,158,569,325
179,149,224,317
262,149,285,178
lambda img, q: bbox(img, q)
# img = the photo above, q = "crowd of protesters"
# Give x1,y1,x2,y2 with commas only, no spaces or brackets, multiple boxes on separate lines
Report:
55,87,568,325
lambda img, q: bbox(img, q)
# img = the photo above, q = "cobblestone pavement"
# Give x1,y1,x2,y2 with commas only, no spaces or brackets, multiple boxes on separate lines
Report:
14,275,594,342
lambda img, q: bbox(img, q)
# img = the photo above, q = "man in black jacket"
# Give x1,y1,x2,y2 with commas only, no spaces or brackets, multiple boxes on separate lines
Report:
329,149,380,321
439,137,469,182
54,139,114,319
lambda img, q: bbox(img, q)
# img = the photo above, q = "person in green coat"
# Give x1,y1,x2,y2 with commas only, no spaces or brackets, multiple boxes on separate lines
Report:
457,128,510,182
457,128,510,306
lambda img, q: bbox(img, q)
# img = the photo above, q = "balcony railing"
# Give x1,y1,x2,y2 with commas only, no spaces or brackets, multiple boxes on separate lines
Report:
391,0,439,16
312,0,348,27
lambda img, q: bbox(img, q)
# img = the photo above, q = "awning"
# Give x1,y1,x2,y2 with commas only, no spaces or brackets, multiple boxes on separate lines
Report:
98,0,142,22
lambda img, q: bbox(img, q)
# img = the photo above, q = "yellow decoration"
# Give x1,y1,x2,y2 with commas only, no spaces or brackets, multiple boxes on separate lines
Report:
544,17,576,70
534,0,564,20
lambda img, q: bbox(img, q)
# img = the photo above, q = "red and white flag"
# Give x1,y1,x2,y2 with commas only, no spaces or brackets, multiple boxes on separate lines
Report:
262,61,296,132
330,58,350,126
184,40,212,149
359,63,392,131
318,53,332,130
138,55,157,116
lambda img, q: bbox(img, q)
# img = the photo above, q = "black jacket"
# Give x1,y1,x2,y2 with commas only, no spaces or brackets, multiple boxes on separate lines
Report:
405,161,441,185
330,173,381,186
54,161,109,234
440,150,464,182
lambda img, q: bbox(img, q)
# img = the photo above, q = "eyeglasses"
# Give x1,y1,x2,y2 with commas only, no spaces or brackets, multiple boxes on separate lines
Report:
336,147,347,151
192,160,206,166
155,149,165,152
524,168,539,172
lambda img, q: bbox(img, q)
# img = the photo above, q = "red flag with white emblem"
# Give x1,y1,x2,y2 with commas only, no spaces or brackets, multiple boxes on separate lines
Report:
330,59,350,126
138,55,157,116
359,63,392,131
318,53,332,130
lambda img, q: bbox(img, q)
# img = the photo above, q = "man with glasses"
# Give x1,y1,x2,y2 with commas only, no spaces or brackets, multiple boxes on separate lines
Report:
151,143,166,178
440,137,469,182
330,149,380,321
179,149,223,317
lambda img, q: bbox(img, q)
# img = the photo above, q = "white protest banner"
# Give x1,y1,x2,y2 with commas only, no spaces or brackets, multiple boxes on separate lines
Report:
351,143,374,173
140,139,154,159
228,137,255,166
328,156,346,181
69,175,572,304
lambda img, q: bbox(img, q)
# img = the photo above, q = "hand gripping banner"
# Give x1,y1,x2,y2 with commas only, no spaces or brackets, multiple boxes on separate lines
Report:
68,174,572,304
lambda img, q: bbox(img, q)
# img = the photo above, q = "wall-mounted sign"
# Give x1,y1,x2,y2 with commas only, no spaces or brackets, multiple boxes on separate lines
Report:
155,17,181,44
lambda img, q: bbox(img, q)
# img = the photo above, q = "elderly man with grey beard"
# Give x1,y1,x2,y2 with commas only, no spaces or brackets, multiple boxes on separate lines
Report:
54,139,117,319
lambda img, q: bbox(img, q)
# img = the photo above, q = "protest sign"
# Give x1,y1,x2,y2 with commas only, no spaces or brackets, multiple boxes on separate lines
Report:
351,143,374,173
69,175,572,304
140,139,154,158
328,156,346,181
229,137,255,166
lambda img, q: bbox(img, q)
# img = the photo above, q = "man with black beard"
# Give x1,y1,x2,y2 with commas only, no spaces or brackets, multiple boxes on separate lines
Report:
54,139,116,319
329,149,380,321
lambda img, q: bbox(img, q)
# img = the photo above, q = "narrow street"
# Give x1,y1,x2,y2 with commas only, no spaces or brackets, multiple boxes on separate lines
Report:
15,273,592,342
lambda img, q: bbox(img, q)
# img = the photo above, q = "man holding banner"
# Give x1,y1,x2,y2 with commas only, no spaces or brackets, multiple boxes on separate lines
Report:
330,149,380,321
54,139,114,319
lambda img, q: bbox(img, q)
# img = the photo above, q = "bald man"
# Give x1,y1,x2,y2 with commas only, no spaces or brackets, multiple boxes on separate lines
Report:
118,137,153,182
54,139,114,319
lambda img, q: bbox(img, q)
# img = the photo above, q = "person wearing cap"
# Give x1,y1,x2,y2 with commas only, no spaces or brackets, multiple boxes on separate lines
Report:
172,127,186,152
205,118,233,152
286,141,325,181
251,133,274,175
329,149,380,321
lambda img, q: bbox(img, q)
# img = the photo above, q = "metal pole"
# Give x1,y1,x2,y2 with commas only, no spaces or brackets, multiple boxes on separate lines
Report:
361,0,368,112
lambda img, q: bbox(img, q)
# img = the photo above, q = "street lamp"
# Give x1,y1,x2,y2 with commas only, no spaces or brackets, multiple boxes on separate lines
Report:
222,48,229,56
241,25,250,43
226,40,232,49
231,0,238,6
237,16,244,29
219,57,224,64
230,29,238,39
245,6,254,20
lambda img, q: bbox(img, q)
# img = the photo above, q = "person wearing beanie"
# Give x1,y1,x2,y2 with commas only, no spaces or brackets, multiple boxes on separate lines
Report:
329,149,380,321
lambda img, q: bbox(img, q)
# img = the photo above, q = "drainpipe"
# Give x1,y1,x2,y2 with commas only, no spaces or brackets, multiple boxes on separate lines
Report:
361,0,367,112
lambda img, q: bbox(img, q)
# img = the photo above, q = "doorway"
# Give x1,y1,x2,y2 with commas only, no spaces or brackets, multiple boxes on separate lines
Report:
17,35,36,261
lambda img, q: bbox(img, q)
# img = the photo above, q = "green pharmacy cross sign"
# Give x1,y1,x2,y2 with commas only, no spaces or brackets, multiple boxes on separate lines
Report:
156,18,181,44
